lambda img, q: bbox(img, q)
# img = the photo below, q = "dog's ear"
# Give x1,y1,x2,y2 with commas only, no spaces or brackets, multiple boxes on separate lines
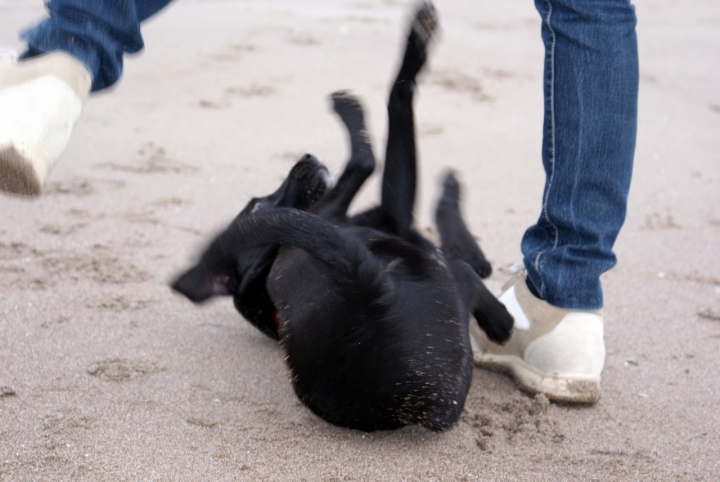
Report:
171,264,230,303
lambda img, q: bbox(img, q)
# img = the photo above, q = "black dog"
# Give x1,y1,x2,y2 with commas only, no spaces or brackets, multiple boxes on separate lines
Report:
172,2,512,432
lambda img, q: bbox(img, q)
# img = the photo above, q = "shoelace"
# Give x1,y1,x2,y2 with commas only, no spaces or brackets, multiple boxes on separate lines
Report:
498,262,526,297
0,48,18,65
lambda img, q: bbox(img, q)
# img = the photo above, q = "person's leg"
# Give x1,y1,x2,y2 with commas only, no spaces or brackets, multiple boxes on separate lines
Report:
522,0,639,310
21,0,175,91
471,0,638,403
0,0,175,196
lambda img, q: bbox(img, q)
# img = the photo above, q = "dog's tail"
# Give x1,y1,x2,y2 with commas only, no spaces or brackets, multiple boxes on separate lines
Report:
202,208,369,278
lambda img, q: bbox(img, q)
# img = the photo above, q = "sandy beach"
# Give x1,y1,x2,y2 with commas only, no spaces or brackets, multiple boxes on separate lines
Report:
1,0,719,480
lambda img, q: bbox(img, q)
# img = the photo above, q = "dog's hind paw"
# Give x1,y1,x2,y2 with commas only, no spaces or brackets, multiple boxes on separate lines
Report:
474,298,514,345
398,2,438,82
474,279,512,344
411,2,438,51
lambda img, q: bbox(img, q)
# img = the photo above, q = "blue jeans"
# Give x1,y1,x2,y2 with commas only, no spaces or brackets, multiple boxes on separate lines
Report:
522,0,638,310
21,0,175,91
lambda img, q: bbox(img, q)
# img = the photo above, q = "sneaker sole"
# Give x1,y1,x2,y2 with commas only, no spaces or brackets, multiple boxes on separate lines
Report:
474,352,601,404
0,144,43,196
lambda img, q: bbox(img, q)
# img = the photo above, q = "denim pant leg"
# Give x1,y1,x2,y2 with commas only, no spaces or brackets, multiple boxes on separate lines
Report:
20,0,175,91
521,0,639,311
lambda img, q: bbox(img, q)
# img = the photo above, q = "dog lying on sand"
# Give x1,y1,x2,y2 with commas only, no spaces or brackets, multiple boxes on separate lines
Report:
172,2,512,432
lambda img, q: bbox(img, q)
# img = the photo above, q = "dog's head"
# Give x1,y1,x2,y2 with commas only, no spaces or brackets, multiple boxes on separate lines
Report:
171,153,332,338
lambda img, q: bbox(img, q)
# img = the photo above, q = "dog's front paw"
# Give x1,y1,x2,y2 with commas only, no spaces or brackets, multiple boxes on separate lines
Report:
331,91,370,147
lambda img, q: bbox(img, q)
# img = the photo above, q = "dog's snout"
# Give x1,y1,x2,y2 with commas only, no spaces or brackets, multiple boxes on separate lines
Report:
297,153,322,169
290,154,321,180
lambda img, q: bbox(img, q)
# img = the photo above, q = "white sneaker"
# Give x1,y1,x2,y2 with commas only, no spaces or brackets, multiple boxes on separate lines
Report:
471,265,605,403
0,51,91,196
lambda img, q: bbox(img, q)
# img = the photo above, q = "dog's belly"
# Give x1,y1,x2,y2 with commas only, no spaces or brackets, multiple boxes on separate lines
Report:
267,245,472,431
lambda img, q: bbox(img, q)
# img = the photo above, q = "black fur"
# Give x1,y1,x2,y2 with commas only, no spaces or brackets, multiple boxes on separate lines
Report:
172,2,513,432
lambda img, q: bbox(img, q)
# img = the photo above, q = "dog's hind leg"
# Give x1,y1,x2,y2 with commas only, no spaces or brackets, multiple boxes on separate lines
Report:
311,92,375,220
435,171,493,278
380,2,438,237
437,172,512,343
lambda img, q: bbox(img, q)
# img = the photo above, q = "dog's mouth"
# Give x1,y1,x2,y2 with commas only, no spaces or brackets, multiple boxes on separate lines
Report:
272,307,280,329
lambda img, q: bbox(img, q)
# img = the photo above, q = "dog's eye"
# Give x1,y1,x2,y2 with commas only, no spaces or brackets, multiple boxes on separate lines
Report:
251,201,263,213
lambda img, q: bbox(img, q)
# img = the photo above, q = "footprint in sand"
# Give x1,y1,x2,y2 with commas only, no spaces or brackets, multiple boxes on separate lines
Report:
186,417,219,429
430,70,490,102
153,197,192,208
89,295,155,312
226,84,275,98
86,358,162,382
462,393,565,451
642,212,681,230
40,251,151,285
198,99,229,109
124,210,161,226
287,34,320,46
698,308,720,322
1,386,16,397
418,124,444,136
39,223,87,236
204,42,257,62
197,83,275,109
95,141,198,174
0,241,42,260
40,408,95,452
44,179,95,197
229,43,256,53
